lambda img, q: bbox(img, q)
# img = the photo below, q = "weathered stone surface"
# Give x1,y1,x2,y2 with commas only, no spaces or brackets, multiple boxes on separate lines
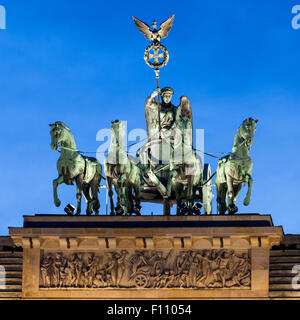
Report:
9,214,283,299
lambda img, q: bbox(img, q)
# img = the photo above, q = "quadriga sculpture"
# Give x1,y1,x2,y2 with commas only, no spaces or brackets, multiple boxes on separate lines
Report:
49,121,103,215
104,120,142,215
215,117,258,214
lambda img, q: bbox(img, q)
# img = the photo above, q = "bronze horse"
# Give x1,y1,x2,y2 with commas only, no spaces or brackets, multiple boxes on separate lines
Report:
104,120,142,215
215,117,258,214
50,121,102,215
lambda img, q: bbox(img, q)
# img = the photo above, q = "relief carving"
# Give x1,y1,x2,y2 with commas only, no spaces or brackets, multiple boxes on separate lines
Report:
40,249,250,289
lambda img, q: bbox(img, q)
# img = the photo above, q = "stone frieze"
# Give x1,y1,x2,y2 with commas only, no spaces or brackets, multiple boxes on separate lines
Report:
40,249,251,289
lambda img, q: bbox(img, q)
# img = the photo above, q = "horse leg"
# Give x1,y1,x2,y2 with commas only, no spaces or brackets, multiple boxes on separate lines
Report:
243,175,253,206
227,175,238,214
53,175,64,207
119,185,131,216
132,184,141,215
167,170,177,198
82,184,93,216
90,174,101,215
146,169,167,197
173,182,184,216
107,177,115,215
75,177,83,215
216,182,221,214
233,183,242,205
187,175,194,215
216,183,227,215
117,174,129,216
175,184,182,215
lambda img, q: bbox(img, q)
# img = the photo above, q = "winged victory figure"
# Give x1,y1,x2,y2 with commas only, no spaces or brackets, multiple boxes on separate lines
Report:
132,15,175,44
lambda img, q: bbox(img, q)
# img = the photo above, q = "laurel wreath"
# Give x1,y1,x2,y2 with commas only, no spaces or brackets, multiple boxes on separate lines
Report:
144,43,169,69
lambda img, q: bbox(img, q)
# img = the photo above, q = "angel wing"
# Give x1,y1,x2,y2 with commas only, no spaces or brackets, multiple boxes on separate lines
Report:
132,16,152,40
158,14,175,39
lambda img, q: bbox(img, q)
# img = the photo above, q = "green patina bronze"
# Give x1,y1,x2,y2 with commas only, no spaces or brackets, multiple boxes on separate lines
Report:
104,120,142,216
102,87,213,216
49,121,103,215
215,117,258,215
47,17,258,217
167,109,203,215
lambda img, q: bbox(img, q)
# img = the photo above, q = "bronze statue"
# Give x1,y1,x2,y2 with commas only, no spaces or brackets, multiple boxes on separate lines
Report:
167,106,203,215
49,121,103,215
145,87,192,140
215,117,258,214
104,120,142,215
133,15,174,44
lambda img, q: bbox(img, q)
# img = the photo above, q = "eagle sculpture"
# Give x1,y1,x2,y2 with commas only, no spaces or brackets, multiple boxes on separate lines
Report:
132,15,175,44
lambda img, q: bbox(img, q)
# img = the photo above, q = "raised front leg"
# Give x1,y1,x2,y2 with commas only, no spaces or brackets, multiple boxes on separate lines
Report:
243,175,253,206
53,175,64,207
146,169,167,197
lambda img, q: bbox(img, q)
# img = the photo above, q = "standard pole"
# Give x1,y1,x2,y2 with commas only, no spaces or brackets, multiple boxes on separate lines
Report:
155,68,161,134
155,69,170,215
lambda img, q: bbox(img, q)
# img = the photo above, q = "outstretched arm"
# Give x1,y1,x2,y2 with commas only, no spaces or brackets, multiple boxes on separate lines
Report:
145,89,161,137
145,88,161,107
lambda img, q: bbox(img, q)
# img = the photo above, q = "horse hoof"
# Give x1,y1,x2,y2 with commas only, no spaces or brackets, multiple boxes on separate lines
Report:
243,199,250,206
192,203,202,215
228,204,238,215
55,200,61,207
133,204,142,215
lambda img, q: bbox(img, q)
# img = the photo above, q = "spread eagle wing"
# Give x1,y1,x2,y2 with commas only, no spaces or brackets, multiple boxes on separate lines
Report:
158,14,175,39
132,16,152,40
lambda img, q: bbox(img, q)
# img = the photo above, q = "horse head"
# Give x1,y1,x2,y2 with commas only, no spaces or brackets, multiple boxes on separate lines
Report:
237,117,258,149
173,114,193,153
49,121,71,151
110,120,125,147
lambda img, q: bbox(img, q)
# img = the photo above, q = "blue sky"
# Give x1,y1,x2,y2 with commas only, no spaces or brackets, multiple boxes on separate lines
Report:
0,0,299,235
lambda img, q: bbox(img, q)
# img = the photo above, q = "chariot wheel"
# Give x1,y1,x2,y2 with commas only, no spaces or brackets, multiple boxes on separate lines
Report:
202,163,214,215
133,273,148,288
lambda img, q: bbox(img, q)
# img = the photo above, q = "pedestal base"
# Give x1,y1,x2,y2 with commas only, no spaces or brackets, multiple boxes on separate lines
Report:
9,214,283,299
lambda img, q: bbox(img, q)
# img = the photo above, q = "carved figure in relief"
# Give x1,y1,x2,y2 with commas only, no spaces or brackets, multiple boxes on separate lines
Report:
52,253,65,287
74,254,84,287
116,250,129,286
196,250,214,287
86,253,97,287
40,254,53,288
131,251,149,274
105,252,120,287
93,272,105,287
215,251,231,287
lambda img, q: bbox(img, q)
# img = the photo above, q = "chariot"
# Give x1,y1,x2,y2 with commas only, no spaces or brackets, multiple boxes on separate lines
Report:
135,138,214,215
